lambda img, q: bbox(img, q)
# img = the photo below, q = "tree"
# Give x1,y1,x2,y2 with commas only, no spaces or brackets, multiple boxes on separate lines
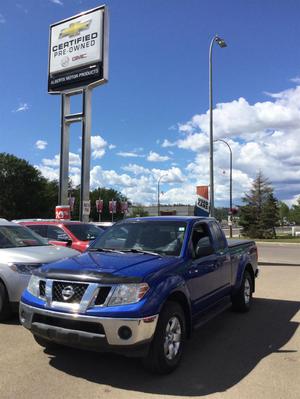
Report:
0,153,58,220
69,186,128,221
278,201,290,225
239,172,279,238
289,197,300,224
130,205,149,218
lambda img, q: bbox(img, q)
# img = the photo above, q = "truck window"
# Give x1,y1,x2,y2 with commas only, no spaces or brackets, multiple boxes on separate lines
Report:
191,224,213,258
210,222,227,251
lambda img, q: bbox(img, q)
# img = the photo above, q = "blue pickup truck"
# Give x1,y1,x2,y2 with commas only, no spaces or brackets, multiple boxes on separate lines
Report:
20,217,258,373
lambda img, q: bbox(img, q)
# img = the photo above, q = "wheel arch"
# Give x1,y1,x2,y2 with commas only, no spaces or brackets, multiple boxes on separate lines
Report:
165,290,192,338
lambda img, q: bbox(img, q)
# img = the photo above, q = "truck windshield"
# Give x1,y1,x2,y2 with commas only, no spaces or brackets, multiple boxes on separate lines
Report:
0,226,48,249
89,220,187,256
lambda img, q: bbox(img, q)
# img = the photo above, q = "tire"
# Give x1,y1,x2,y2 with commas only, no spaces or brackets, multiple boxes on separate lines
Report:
142,301,186,374
231,270,253,312
33,335,60,350
0,281,12,322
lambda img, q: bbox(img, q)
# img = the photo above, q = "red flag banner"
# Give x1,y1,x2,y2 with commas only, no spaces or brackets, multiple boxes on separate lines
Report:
196,186,209,200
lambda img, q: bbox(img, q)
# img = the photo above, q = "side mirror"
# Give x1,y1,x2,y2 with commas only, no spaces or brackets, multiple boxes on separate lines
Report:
66,239,73,247
195,237,214,258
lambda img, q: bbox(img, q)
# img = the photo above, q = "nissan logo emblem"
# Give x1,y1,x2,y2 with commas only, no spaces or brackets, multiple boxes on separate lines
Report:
61,285,75,301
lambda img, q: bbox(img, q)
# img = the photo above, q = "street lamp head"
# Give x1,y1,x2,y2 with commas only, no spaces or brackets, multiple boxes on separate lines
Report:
215,36,227,48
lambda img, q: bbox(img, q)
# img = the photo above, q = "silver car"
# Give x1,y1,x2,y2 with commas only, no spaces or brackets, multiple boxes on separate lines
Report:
0,219,79,321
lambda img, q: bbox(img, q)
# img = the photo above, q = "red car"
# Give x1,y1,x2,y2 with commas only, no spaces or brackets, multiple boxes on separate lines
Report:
18,220,103,252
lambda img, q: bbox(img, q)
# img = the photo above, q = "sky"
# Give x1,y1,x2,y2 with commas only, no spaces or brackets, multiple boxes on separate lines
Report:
1,0,300,207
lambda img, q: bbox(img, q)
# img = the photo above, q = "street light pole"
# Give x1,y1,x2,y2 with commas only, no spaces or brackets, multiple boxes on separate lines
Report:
214,139,233,238
157,174,168,216
209,35,227,217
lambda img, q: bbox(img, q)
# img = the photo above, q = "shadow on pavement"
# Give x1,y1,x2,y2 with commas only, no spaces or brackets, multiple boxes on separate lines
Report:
47,297,299,396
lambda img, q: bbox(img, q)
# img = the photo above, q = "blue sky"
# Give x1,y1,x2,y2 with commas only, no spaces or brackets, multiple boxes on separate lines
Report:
1,0,300,206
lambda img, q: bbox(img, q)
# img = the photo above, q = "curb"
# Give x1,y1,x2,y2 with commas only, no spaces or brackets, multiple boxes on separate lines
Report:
258,261,300,267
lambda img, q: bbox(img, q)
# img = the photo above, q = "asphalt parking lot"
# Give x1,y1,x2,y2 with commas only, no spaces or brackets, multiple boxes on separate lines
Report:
0,264,299,399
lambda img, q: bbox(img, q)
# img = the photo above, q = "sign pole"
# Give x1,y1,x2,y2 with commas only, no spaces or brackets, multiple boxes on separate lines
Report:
59,93,70,206
80,88,92,222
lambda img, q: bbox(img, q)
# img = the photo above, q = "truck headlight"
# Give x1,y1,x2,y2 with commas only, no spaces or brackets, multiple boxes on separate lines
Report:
27,275,41,297
9,263,42,275
108,283,149,306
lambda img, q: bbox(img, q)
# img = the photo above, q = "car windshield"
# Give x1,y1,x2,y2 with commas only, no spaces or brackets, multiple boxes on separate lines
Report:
65,223,102,241
89,220,187,257
0,225,48,249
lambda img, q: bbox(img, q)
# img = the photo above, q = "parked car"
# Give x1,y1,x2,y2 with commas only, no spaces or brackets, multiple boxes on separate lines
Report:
20,216,258,373
17,220,103,252
0,219,79,321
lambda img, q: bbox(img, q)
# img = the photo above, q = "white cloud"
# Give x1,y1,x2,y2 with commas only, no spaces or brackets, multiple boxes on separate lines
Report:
147,151,170,162
162,86,300,203
42,152,81,167
35,140,48,150
14,102,29,112
122,164,151,175
91,135,107,159
108,144,116,150
0,13,5,23
290,76,300,83
117,151,144,158
49,0,63,5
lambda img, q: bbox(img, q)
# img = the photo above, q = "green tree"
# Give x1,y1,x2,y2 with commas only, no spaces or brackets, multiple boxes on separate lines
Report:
289,197,300,224
0,153,58,220
69,186,128,221
239,172,279,238
130,205,149,218
278,201,290,225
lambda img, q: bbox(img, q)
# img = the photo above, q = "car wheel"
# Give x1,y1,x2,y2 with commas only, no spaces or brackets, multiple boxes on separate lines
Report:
142,301,186,374
231,270,253,312
0,281,12,322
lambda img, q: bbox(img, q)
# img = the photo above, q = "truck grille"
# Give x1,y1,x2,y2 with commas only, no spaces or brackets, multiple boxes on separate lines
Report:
39,281,46,298
94,287,112,305
52,281,88,303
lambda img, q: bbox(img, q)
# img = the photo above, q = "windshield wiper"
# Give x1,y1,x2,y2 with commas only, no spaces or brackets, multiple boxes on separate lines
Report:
88,248,124,254
121,248,162,257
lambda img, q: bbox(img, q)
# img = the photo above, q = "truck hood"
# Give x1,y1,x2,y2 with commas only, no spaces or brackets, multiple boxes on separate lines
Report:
0,245,79,264
36,251,179,283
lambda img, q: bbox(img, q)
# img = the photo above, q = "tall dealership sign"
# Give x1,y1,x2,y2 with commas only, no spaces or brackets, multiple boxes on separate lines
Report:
194,186,210,217
48,5,109,221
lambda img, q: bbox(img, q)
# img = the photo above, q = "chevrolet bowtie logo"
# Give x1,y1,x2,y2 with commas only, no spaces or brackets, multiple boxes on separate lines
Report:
59,20,91,38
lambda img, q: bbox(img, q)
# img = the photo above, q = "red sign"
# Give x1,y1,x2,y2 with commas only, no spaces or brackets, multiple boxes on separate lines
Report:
55,205,71,220
121,201,128,213
109,200,117,214
196,186,209,200
96,199,103,213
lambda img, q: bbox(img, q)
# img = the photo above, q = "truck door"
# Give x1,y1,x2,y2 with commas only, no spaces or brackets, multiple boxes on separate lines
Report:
185,222,222,314
209,221,232,294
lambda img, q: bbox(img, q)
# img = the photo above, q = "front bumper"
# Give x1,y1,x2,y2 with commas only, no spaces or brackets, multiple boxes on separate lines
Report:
19,302,158,356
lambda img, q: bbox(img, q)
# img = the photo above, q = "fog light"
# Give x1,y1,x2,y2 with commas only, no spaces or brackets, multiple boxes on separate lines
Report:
20,310,26,323
118,326,132,340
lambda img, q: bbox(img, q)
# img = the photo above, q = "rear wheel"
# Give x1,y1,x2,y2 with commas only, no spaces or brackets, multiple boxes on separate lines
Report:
142,301,186,374
231,270,253,312
0,281,12,322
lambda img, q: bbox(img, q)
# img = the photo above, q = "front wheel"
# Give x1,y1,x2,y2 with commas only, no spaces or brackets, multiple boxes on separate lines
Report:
142,301,186,374
0,281,12,322
231,270,253,312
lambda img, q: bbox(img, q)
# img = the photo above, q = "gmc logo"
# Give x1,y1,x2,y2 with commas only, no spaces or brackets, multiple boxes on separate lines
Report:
72,54,87,61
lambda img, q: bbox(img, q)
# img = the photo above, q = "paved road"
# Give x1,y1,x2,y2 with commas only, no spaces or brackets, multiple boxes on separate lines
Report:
257,242,300,265
0,265,299,399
